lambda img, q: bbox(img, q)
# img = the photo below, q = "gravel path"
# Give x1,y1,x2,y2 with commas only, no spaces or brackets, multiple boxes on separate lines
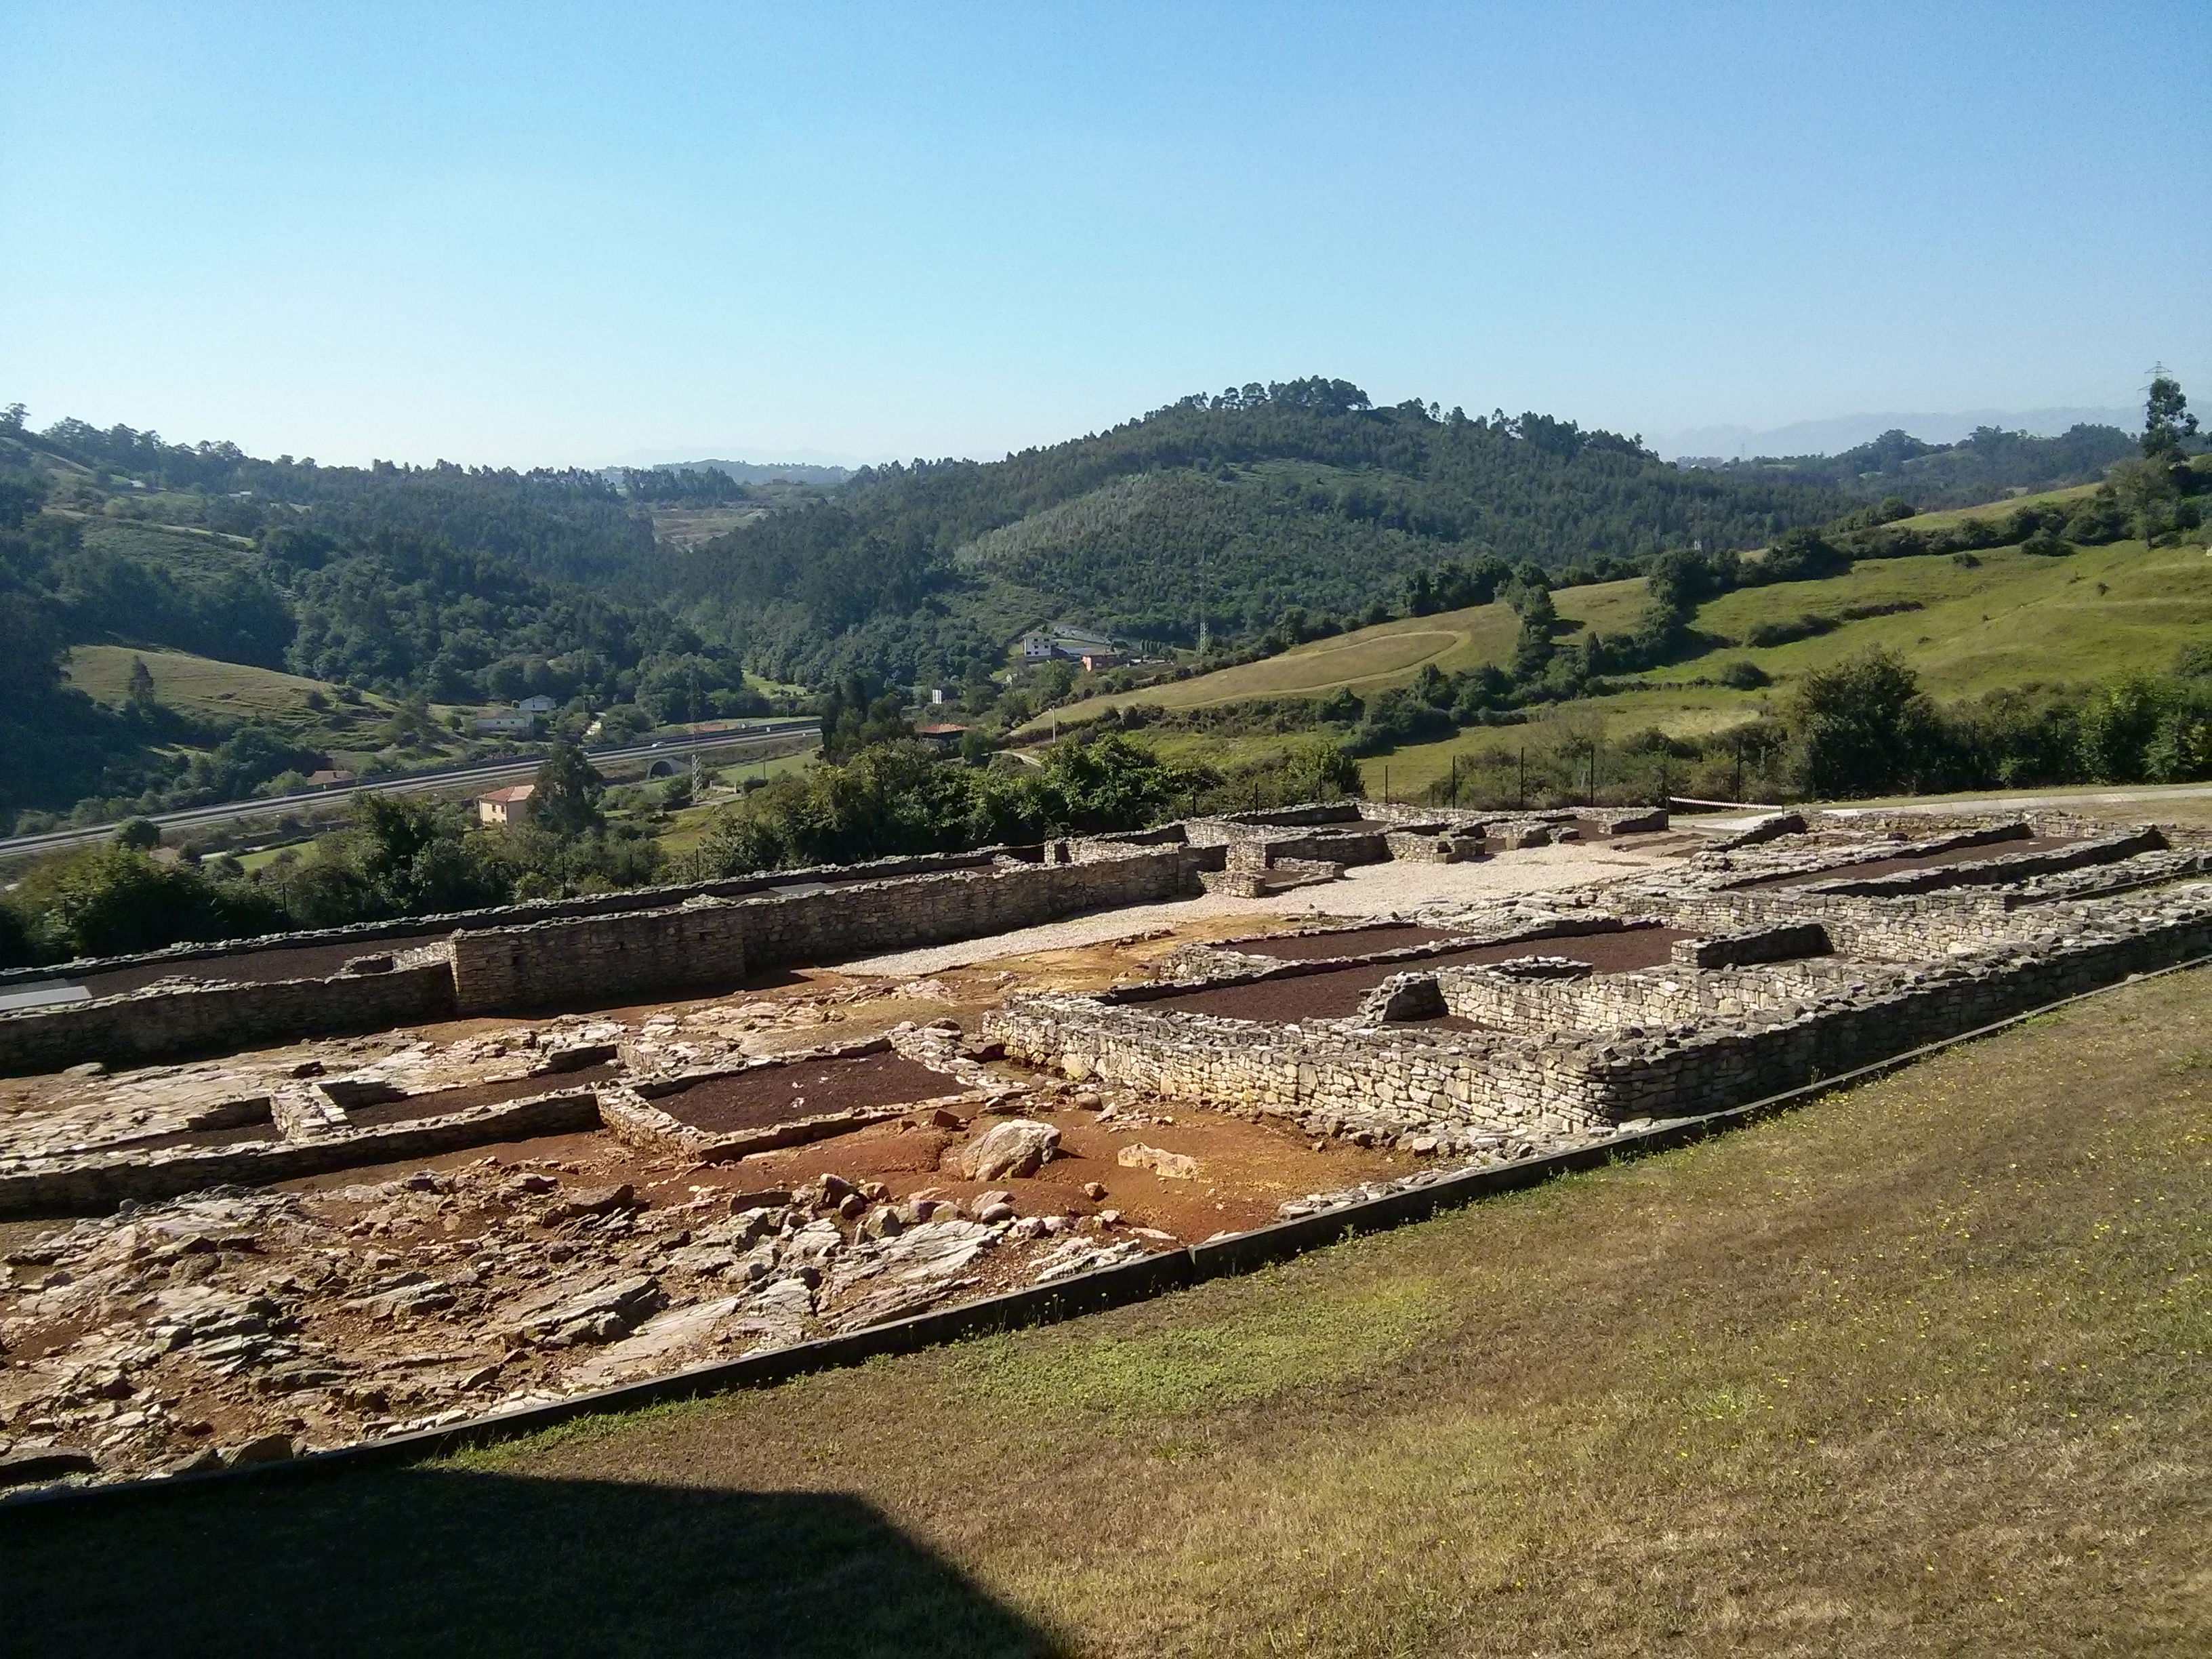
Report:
839,844,1675,977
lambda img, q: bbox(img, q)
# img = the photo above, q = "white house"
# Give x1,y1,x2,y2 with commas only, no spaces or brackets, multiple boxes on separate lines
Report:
1019,624,1118,663
517,694,559,714
475,784,535,826
473,710,539,736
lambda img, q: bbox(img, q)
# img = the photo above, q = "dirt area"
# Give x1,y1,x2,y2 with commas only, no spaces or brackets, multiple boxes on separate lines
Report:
342,1063,619,1128
655,1054,964,1134
1738,834,2080,888
1143,926,1688,1024
1218,924,1449,960
66,932,455,998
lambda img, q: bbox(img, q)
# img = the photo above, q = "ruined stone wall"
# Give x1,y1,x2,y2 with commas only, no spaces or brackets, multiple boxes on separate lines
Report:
449,901,750,1015
0,1088,600,1217
985,995,1612,1147
989,886,2212,1142
0,964,455,1078
737,846,1195,968
0,845,1195,1071
0,848,1012,994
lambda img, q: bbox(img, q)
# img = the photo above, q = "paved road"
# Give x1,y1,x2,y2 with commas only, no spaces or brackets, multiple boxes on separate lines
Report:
0,720,821,861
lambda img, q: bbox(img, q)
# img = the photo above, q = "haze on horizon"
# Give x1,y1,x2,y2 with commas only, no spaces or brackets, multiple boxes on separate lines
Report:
2,1,2204,470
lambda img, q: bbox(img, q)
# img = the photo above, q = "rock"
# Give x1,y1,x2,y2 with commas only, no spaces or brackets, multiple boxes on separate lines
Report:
1118,1145,1199,1181
976,1202,1016,1225
0,1446,99,1488
62,1061,106,1079
859,1206,903,1240
914,1107,966,1130
549,1183,636,1221
1081,1181,1109,1200
725,1188,792,1212
960,1040,1007,1063
836,1193,867,1221
817,1174,855,1204
1070,1091,1103,1109
225,1433,295,1468
948,1120,1061,1182
287,1060,326,1079
159,1447,226,1477
340,954,395,975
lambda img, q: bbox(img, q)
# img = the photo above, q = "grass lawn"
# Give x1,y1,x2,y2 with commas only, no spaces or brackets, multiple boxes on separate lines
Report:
7,965,2204,1655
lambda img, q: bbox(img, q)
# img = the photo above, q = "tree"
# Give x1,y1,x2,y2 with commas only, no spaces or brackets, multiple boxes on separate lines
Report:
1786,649,1946,799
530,739,605,836
112,817,161,851
2143,373,2198,460
125,656,159,717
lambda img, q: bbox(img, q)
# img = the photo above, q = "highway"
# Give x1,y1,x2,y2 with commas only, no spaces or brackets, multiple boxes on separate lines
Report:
0,720,821,861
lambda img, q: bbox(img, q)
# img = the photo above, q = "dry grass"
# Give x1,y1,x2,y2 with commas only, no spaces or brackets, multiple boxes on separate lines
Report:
6,969,2207,1656
64,644,344,722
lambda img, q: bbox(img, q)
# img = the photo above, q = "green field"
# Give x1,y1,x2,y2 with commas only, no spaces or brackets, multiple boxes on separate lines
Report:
7,963,2203,1655
66,644,348,722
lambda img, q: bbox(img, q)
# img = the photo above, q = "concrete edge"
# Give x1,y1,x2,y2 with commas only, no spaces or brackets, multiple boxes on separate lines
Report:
10,949,2206,1513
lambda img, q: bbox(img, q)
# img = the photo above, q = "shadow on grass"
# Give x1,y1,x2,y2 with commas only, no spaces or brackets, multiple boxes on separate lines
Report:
0,1466,1062,1658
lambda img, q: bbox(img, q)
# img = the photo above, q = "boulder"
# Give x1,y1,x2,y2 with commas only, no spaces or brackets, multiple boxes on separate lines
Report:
1118,1144,1199,1181
548,1183,638,1221
225,1433,296,1469
0,1446,98,1488
947,1119,1061,1182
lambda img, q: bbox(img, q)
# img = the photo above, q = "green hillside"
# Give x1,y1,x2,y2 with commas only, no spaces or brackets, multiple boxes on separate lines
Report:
670,379,1849,684
66,644,349,722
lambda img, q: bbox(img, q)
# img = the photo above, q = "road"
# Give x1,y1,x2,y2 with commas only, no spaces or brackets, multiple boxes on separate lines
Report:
0,720,821,861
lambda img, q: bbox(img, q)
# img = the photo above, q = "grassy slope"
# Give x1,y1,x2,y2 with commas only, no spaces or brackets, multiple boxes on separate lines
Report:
7,965,2205,1656
66,644,342,723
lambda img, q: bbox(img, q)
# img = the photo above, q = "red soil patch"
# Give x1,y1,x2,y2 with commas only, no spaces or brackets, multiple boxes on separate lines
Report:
741,1104,1418,1242
1220,924,1449,961
343,1063,617,1128
1144,927,1687,1025
656,1052,962,1135
1740,835,2076,890
72,933,453,999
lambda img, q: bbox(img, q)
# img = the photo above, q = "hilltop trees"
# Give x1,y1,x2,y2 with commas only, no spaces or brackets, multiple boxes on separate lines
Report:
2142,373,2198,460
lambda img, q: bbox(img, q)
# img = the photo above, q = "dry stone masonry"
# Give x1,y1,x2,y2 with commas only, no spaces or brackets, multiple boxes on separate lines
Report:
6,799,2210,1493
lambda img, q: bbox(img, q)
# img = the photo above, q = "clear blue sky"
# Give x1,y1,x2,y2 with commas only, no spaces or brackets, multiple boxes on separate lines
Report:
3,1,2205,468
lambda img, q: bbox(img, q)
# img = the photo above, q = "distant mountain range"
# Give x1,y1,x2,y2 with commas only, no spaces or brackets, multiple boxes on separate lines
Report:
1655,407,2135,462
602,459,854,486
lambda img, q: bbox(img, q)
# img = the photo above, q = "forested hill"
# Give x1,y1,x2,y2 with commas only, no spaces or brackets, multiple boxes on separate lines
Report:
1692,423,2135,509
0,410,750,820
22,417,664,593
668,378,1849,684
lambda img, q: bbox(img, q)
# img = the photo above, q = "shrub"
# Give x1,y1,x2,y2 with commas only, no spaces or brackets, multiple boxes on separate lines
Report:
1717,659,1770,689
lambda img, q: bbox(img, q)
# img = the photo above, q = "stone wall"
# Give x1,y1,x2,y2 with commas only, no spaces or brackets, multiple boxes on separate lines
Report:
0,844,1198,1071
987,884,2212,1149
1671,923,1832,968
0,1087,602,1218
0,964,455,1078
450,899,750,1015
0,847,1015,994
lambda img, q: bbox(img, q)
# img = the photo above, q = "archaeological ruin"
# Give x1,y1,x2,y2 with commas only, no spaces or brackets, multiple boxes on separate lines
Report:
3,798,2208,1494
